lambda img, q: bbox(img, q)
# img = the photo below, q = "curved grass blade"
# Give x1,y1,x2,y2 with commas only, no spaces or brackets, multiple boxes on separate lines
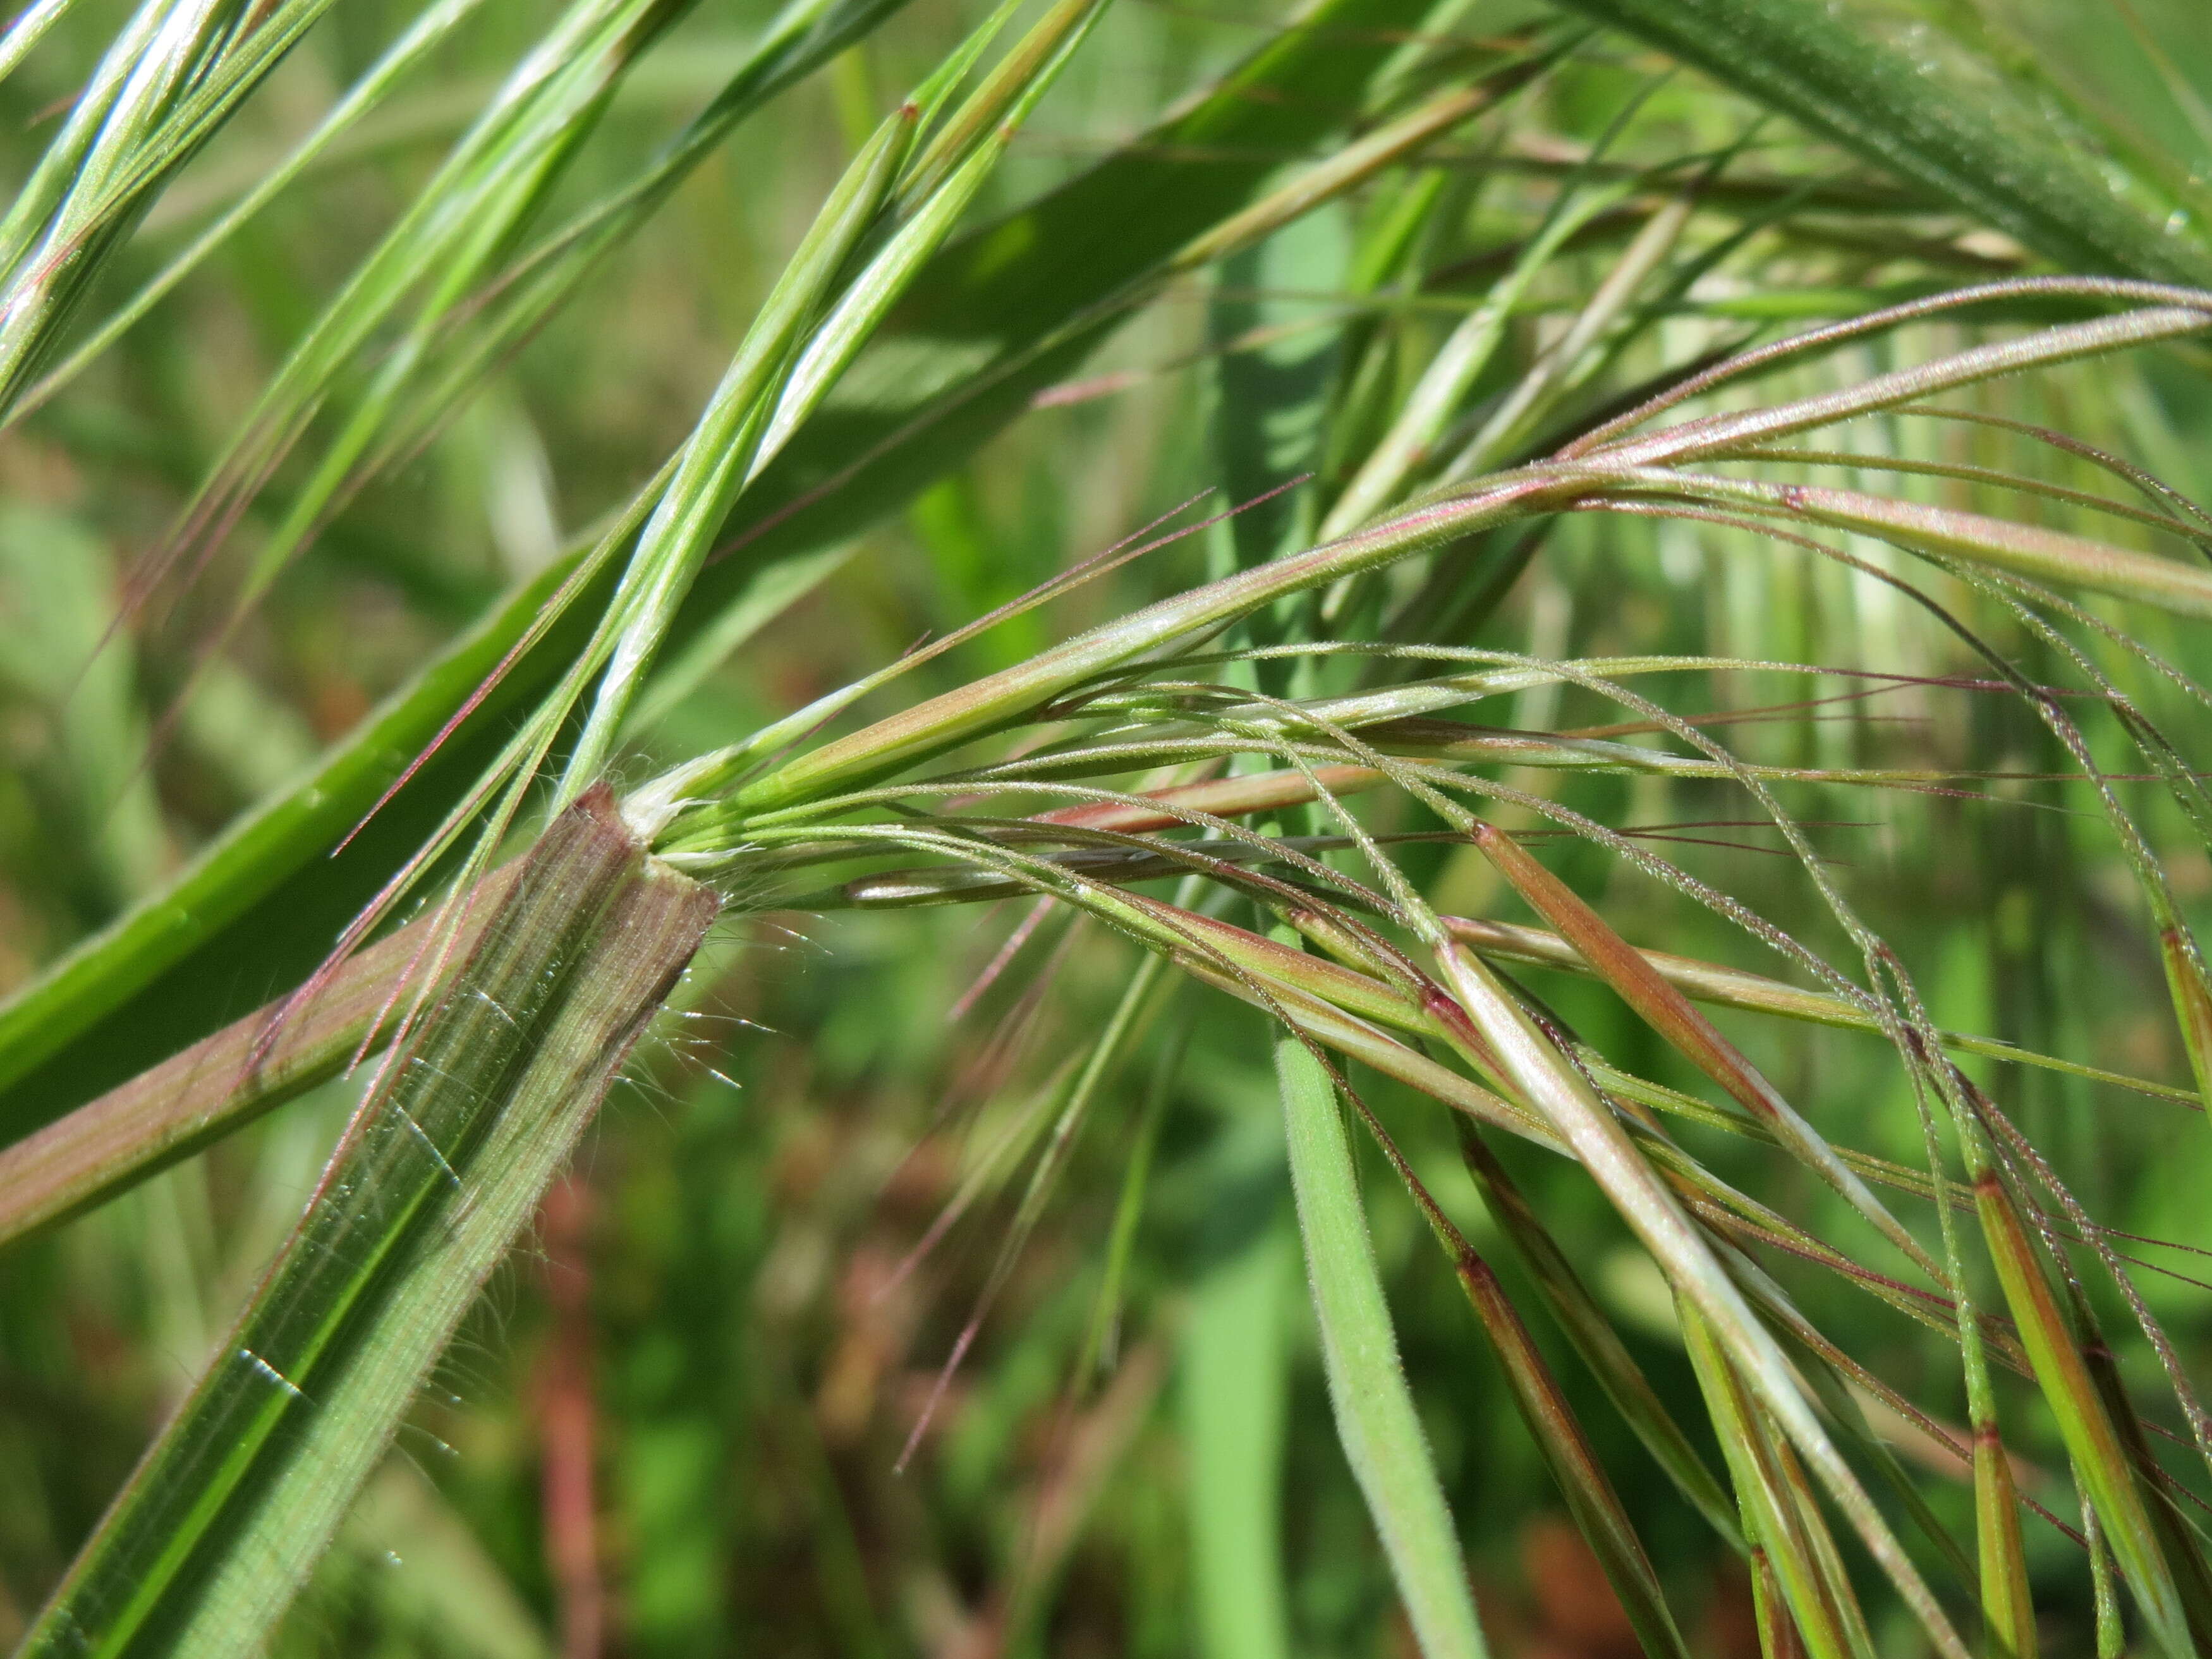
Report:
1442,914,2199,1109
1430,940,1969,1659
0,0,345,410
1464,820,1938,1282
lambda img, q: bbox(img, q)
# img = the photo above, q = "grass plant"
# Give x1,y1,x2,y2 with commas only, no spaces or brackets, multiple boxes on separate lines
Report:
3,0,2212,1654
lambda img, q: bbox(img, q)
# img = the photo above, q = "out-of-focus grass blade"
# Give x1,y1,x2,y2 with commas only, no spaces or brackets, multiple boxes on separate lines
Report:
330,1460,552,1659
0,0,343,408
9,0,495,425
0,504,167,915
1542,0,2212,286
1319,181,1629,538
1184,1225,1294,1659
1276,1036,1488,1659
20,786,714,1656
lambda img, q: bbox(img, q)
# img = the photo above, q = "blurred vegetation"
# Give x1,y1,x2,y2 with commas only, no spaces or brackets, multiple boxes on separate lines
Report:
1,0,2211,1655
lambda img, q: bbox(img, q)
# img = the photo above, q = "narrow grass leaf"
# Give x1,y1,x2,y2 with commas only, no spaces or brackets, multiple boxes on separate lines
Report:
1277,1036,1487,1659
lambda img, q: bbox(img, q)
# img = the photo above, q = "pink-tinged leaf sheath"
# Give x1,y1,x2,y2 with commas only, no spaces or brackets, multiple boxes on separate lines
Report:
21,787,715,1658
0,860,526,1248
1629,470,2212,619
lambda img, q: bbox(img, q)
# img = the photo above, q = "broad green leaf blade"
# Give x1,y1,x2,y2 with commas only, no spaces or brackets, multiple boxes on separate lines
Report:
1276,1036,1488,1659
21,787,714,1656
1541,0,2212,286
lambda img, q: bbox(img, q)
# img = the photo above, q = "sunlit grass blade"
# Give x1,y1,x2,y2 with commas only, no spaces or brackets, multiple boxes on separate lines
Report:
0,0,344,408
1277,1036,1488,1659
1545,0,2212,285
1429,939,1967,1658
1443,913,2199,1107
20,787,714,1656
7,0,494,424
1464,819,1938,1281
0,0,1443,1145
1625,466,2212,618
554,100,919,796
